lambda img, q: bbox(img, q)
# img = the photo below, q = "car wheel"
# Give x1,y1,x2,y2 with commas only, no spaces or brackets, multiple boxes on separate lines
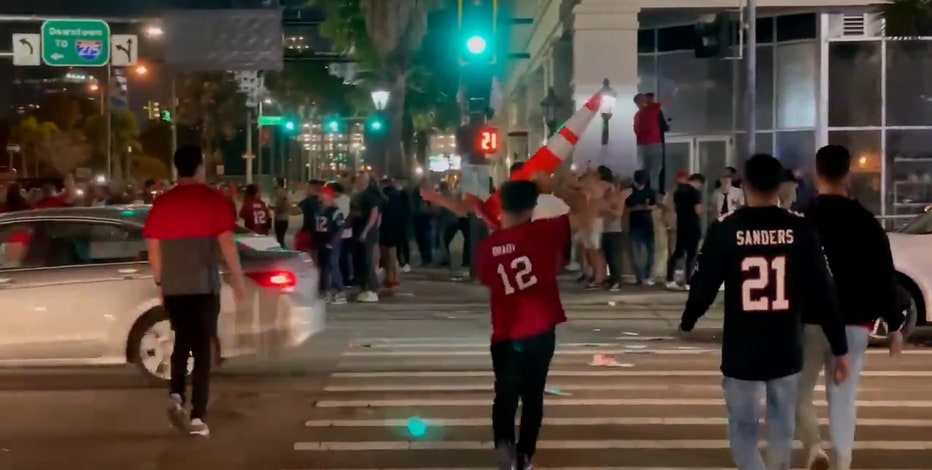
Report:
868,291,918,346
127,309,193,382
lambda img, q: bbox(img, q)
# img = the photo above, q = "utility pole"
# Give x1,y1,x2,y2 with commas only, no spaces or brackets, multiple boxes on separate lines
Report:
745,0,757,157
170,74,178,180
105,63,112,179
244,109,254,184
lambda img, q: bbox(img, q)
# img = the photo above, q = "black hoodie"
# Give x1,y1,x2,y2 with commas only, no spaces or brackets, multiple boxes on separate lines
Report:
805,195,904,331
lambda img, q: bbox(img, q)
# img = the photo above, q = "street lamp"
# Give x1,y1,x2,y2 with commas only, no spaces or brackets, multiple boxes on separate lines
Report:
134,65,148,76
540,87,562,138
599,78,617,145
370,89,391,174
145,26,164,38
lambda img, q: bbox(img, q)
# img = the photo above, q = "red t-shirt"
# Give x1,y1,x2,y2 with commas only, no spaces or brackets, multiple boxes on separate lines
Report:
477,215,571,343
142,183,236,240
634,103,663,145
239,198,271,235
34,196,70,209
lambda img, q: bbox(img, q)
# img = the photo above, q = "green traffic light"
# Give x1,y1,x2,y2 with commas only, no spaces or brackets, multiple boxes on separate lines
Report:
466,35,487,54
370,120,383,131
326,121,339,132
284,121,296,131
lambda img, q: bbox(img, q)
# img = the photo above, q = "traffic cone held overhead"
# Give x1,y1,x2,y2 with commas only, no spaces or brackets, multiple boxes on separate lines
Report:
472,91,604,228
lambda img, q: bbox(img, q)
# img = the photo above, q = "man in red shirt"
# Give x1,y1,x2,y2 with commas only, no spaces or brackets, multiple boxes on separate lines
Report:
33,184,70,208
475,174,594,470
143,145,246,438
239,184,272,235
633,91,675,191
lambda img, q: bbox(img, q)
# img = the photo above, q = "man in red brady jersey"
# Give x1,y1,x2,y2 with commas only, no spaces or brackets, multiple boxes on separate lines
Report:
239,184,272,235
476,173,597,470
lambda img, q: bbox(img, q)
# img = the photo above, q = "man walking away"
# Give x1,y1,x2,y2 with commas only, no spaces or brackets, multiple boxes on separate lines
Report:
351,172,382,302
678,153,849,470
272,177,291,247
143,145,247,437
474,173,597,470
315,184,347,304
797,145,904,470
665,173,705,290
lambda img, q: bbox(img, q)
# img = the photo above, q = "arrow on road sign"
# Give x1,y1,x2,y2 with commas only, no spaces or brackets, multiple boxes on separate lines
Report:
115,38,132,63
19,38,33,55
51,53,64,60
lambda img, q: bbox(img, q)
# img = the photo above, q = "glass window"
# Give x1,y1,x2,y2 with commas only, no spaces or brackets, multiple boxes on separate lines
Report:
828,42,882,127
36,221,146,268
886,41,932,126
899,211,932,234
734,132,774,159
775,130,816,172
0,223,39,269
638,55,657,94
657,25,695,52
757,17,775,43
638,29,656,54
828,130,882,214
656,51,734,133
775,42,817,129
885,129,932,217
735,45,774,130
776,13,817,42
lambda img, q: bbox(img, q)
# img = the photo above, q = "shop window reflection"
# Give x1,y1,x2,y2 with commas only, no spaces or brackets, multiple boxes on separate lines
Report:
828,42,882,127
885,129,932,217
827,131,881,214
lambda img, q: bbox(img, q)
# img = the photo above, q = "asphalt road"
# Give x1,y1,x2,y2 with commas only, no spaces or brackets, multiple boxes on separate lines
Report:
1,274,931,470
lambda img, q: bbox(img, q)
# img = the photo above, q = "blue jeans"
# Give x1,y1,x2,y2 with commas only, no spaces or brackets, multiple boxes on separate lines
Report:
723,373,799,470
796,325,869,470
328,238,345,291
628,229,654,282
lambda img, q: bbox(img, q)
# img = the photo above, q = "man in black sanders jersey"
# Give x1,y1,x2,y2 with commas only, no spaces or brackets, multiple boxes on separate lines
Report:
678,153,850,470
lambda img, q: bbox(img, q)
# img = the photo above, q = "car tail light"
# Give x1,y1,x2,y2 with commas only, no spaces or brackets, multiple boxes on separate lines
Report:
247,271,297,289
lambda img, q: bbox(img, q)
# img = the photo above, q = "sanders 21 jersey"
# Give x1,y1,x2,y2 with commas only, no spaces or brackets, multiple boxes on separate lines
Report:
477,215,571,343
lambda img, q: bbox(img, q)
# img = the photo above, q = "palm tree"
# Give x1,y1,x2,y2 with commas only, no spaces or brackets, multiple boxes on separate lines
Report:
85,110,141,180
176,72,247,173
882,0,932,37
10,117,58,177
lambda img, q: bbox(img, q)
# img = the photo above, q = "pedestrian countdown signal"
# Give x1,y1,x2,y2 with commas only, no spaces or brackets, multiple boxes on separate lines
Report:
478,126,499,154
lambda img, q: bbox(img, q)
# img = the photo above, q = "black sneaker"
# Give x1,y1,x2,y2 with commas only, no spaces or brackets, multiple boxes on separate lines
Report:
495,442,516,470
166,393,188,433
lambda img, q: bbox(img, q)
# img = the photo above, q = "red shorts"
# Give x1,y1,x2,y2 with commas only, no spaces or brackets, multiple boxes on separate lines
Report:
293,230,314,252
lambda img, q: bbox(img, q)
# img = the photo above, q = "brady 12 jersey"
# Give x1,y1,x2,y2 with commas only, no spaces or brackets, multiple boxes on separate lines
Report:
240,199,271,235
476,214,571,344
680,206,847,381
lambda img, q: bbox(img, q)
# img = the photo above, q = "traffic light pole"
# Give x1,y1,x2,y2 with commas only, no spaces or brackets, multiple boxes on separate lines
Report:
245,109,254,184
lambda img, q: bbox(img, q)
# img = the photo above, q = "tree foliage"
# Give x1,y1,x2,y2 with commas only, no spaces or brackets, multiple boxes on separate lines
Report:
176,72,246,169
85,110,142,180
883,0,932,37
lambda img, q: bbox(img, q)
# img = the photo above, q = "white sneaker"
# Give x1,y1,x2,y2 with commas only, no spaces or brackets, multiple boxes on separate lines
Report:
188,418,210,437
332,293,347,305
565,262,581,272
357,290,379,303
401,264,411,273
806,445,830,470
645,279,656,286
665,281,679,290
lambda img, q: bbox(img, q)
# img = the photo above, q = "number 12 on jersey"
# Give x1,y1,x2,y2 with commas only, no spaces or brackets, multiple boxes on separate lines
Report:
497,255,538,294
741,256,789,311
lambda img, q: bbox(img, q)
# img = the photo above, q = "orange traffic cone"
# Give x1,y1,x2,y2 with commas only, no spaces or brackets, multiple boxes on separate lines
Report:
472,91,605,228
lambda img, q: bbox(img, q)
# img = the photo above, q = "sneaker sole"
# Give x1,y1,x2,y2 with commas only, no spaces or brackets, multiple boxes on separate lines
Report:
808,456,830,470
166,407,188,433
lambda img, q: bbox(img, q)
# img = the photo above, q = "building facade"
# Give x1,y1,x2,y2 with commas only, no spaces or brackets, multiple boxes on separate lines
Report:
503,0,932,218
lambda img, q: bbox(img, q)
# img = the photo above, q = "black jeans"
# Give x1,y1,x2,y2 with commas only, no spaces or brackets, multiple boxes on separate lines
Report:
490,329,556,458
666,229,701,284
273,220,289,248
340,236,354,285
601,231,625,284
164,294,220,421
352,231,378,291
413,214,433,265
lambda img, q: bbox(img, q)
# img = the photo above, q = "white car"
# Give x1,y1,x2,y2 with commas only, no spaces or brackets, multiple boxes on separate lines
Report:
877,209,932,343
0,206,326,380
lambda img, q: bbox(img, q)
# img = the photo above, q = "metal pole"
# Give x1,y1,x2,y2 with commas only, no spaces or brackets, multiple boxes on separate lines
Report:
105,63,112,179
257,101,264,178
745,0,757,157
170,74,178,181
245,110,254,184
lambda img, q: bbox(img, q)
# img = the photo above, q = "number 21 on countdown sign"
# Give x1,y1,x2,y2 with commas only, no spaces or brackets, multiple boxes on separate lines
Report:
478,126,499,154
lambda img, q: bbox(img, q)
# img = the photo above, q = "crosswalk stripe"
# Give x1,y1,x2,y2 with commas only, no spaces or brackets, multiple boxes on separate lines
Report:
290,468,807,470
330,369,932,378
314,398,932,408
293,439,932,451
321,383,898,392
340,348,932,356
303,416,929,427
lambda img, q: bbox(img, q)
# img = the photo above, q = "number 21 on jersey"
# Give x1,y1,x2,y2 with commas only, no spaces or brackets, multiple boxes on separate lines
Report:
497,255,538,295
741,256,789,311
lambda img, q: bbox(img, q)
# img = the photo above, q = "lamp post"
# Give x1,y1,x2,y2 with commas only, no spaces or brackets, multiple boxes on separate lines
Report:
599,78,617,146
540,87,562,138
370,89,390,175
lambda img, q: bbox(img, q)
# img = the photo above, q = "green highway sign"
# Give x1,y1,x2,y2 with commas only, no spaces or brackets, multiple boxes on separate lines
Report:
258,115,285,126
41,19,111,67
